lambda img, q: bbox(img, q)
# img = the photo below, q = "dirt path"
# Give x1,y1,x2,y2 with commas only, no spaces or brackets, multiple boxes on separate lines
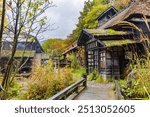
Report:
74,81,116,100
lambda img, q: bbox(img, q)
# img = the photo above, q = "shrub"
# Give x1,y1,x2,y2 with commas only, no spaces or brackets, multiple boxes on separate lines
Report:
95,75,104,83
18,61,74,100
87,70,104,83
117,19,150,99
7,80,22,99
72,66,86,79
67,54,80,70
119,79,149,99
119,58,150,99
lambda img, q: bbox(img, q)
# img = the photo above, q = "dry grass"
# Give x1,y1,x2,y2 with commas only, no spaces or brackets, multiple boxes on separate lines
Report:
118,16,150,99
128,58,150,98
119,45,150,99
16,60,75,100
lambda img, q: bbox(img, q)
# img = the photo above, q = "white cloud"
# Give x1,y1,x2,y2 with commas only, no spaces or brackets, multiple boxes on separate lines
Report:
41,0,89,40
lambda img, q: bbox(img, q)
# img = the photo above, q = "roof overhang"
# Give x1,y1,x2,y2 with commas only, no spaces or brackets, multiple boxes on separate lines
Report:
101,39,137,47
77,29,93,46
78,28,134,46
97,6,118,20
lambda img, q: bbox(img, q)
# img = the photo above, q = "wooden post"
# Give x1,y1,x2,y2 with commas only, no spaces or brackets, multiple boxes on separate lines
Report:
98,49,100,73
84,45,88,74
83,74,87,87
58,55,60,77
75,86,79,93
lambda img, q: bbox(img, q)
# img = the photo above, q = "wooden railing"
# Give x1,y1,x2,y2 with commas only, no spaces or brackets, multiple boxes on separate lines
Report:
114,80,124,100
49,75,87,100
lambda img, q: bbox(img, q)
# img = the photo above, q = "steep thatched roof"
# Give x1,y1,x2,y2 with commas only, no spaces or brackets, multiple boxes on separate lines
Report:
100,0,150,29
2,50,35,57
102,39,137,47
84,29,128,36
62,41,78,55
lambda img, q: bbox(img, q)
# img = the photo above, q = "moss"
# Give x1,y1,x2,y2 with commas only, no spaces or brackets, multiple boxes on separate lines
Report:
2,50,35,57
85,29,127,36
72,67,86,79
15,51,35,57
102,40,136,47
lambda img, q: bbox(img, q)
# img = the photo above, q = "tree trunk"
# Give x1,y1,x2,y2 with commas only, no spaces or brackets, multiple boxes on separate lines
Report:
1,0,20,90
0,0,6,57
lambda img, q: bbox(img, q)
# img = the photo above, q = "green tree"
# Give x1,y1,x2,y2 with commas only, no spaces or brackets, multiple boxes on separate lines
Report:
42,39,66,56
0,0,54,97
70,0,110,41
83,4,109,28
67,0,131,43
71,0,94,41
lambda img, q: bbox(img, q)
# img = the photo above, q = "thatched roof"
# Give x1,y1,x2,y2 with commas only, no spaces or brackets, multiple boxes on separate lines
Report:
84,29,128,36
100,0,150,29
62,41,78,55
102,39,137,47
2,50,35,57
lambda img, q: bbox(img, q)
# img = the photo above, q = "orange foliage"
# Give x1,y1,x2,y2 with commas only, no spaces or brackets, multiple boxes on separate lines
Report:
115,0,131,9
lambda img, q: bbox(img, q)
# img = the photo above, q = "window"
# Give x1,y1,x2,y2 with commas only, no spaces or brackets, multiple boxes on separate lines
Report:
86,41,98,50
87,50,99,73
100,51,106,69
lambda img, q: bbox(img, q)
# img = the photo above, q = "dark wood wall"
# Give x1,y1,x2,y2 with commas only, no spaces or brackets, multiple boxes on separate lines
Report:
98,8,117,27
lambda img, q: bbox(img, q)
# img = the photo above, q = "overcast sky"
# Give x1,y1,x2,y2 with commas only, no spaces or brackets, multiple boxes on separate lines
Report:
41,0,89,41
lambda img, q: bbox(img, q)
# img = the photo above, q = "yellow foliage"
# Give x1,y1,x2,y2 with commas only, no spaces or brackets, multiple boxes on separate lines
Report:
18,61,74,100
0,0,8,27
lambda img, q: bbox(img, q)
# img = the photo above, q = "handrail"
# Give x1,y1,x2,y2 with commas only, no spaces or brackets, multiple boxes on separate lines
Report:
49,75,87,100
114,80,124,100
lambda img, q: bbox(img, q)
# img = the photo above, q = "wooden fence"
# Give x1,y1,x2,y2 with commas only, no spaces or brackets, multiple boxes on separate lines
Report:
114,80,124,100
49,75,87,100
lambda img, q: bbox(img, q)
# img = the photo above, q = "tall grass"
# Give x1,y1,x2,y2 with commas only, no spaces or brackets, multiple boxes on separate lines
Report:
118,16,150,99
16,60,75,100
129,32,150,98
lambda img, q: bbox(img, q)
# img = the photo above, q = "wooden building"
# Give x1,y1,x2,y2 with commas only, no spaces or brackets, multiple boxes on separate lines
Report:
61,41,79,67
0,33,46,74
78,1,150,79
97,6,118,27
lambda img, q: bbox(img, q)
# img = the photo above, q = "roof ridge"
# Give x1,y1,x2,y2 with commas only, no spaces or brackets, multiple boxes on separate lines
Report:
99,3,133,29
97,6,118,20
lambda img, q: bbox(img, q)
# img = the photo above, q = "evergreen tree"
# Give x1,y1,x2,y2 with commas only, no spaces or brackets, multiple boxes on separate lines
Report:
71,0,109,41
66,0,131,42
72,0,94,41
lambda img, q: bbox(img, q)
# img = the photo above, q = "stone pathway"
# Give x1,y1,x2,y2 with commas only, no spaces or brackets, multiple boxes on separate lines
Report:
74,82,116,100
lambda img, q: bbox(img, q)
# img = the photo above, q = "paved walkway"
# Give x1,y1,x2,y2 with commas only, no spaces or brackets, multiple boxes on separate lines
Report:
74,82,116,100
